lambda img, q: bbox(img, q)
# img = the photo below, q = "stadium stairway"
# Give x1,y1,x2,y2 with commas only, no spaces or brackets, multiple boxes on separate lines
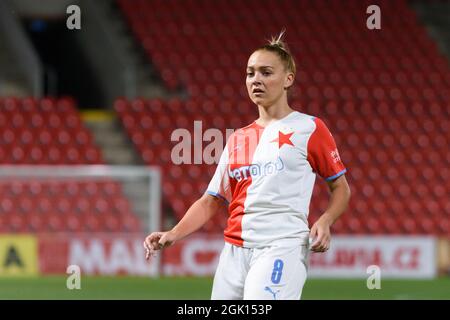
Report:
81,110,143,165
0,31,27,97
81,109,152,228
80,0,176,102
0,0,39,97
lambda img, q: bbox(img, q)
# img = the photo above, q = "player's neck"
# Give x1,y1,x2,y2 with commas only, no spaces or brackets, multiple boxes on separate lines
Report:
256,102,293,127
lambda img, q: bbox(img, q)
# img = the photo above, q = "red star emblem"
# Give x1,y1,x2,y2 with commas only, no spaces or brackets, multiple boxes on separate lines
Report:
271,131,294,149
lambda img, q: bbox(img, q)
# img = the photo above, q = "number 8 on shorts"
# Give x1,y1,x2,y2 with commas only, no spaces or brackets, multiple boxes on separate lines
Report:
271,259,284,284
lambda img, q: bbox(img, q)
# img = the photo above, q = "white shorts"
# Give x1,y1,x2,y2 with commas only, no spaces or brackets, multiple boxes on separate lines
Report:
211,241,310,300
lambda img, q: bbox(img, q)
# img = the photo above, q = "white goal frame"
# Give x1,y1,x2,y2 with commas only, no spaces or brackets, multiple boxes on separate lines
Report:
0,165,162,235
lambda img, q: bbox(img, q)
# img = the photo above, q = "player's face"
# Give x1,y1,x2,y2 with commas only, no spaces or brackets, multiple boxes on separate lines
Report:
246,50,293,107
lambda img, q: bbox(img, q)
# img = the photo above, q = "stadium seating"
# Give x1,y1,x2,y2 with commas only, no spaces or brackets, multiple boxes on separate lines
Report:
0,97,102,164
115,0,449,235
0,179,140,233
0,97,142,233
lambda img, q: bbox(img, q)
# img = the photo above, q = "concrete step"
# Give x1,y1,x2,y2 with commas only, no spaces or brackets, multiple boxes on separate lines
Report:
102,147,140,165
104,0,175,100
84,119,116,130
81,110,143,165
90,130,128,146
0,80,28,97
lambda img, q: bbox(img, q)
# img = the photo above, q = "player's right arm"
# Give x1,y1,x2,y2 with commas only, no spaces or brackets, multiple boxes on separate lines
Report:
144,193,225,260
145,136,232,260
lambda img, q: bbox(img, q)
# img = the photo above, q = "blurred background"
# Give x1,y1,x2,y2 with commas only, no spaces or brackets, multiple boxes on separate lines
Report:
0,0,449,299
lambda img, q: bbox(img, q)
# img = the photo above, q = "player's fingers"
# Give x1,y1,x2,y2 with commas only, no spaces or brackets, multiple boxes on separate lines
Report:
316,226,331,245
311,229,324,249
144,240,154,254
158,239,165,248
309,225,317,240
319,241,327,251
144,241,155,259
144,232,168,260
144,232,164,251
158,233,173,248
313,236,331,252
144,233,156,246
324,238,331,251
312,244,326,252
158,233,166,246
318,235,329,248
312,240,325,251
144,242,153,259
150,240,161,251
309,226,318,249
144,238,154,249
150,233,164,249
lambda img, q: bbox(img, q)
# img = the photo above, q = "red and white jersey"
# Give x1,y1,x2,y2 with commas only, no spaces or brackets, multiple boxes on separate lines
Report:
207,111,346,248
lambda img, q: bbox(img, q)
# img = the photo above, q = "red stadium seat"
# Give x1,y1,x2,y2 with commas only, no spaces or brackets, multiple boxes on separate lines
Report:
122,213,142,232
45,214,64,232
83,214,102,232
65,214,83,232
103,215,121,232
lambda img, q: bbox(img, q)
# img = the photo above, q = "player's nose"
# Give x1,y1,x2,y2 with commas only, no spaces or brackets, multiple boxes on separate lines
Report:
253,72,263,82
251,77,262,88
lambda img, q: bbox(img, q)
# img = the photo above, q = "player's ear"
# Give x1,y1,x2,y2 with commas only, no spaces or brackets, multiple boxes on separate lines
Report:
284,72,294,90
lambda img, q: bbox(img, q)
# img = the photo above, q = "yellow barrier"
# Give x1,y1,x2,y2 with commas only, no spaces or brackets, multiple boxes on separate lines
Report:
80,110,115,122
0,234,38,276
437,237,450,276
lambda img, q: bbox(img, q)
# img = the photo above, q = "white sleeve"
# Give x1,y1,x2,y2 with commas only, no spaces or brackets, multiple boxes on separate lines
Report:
206,144,231,204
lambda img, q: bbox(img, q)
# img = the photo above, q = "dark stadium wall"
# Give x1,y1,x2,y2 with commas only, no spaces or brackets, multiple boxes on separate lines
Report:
10,0,78,19
22,18,104,108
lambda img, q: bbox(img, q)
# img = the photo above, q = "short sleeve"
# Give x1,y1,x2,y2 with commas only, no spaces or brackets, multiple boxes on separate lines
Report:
206,144,231,204
307,118,347,181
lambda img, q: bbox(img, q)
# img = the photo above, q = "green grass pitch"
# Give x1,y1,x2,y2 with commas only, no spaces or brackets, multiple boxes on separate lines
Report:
0,276,449,300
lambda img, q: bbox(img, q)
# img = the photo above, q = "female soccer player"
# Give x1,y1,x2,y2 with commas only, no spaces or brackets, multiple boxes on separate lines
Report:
144,32,351,300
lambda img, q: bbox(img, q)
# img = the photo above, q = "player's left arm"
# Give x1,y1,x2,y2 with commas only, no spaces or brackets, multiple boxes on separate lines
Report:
310,174,351,252
307,117,351,252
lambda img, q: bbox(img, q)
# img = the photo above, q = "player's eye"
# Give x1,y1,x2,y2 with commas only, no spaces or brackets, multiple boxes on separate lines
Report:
246,72,254,77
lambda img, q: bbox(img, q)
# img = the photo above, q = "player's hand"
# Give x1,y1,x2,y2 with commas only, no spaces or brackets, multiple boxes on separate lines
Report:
143,230,176,260
309,217,332,253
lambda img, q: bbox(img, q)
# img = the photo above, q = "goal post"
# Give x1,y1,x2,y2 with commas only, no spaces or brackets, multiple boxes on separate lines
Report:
0,165,161,233
0,165,162,276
